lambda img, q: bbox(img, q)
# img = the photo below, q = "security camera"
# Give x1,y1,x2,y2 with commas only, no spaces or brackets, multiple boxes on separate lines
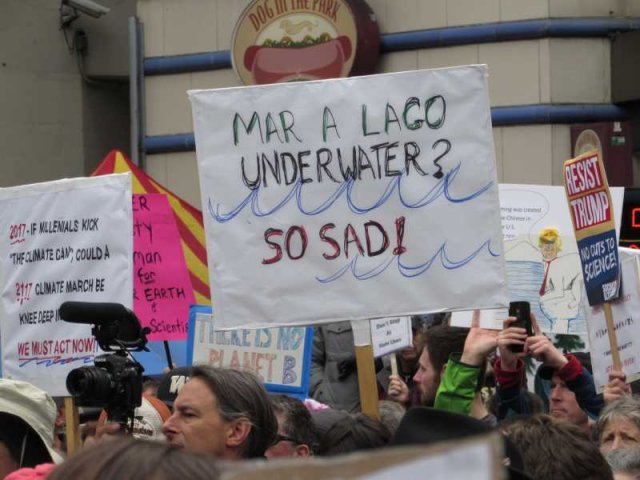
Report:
62,0,110,18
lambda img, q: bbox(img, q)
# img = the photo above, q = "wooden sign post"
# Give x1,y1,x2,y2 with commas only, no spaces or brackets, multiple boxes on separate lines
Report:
351,319,379,419
603,303,622,369
64,396,81,456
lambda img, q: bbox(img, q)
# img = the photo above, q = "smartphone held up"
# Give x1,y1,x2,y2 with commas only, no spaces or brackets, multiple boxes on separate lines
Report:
507,301,533,353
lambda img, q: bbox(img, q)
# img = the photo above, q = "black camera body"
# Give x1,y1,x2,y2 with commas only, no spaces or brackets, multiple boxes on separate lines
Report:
59,301,150,428
66,352,144,425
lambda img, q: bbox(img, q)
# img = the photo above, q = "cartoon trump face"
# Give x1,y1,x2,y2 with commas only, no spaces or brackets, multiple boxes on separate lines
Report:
538,227,562,261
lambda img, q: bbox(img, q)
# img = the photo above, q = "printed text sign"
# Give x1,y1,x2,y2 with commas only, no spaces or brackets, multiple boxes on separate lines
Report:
190,66,507,328
585,256,640,392
370,316,412,357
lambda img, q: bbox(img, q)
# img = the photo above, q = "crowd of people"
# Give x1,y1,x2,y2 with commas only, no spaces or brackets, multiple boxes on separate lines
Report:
2,312,639,479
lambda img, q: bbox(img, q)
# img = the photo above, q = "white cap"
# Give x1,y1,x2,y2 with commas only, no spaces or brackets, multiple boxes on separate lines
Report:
0,379,64,464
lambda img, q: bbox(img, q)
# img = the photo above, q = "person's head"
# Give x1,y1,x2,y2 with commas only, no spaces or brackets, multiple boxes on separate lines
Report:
162,366,277,460
399,316,429,363
0,379,63,478
413,325,470,406
316,413,390,456
97,395,171,441
489,391,545,418
502,414,613,480
392,407,531,479
548,373,589,429
265,394,315,459
596,396,640,455
156,366,192,408
47,437,220,480
605,448,640,480
538,227,562,260
142,378,161,397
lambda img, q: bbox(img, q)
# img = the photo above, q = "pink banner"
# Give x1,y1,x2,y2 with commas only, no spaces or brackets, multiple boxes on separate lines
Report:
133,194,195,341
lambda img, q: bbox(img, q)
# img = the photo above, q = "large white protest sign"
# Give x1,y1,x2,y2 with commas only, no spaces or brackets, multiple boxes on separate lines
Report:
190,66,507,329
0,174,133,395
585,256,640,392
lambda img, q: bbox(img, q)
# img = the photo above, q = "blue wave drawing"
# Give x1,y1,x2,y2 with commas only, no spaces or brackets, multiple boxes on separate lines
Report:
316,239,500,283
19,354,94,368
209,162,493,222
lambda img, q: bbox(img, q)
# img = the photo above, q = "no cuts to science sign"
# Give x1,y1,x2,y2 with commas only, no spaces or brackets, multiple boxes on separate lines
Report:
564,150,621,305
190,66,508,329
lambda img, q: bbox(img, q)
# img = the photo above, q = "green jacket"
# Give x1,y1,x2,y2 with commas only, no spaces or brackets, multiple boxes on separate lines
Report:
434,353,480,415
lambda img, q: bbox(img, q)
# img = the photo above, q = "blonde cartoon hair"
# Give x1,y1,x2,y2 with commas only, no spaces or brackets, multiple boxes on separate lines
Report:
538,227,562,250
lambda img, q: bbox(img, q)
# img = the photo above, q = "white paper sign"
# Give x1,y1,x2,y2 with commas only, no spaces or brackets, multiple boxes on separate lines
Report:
190,66,507,329
357,439,495,480
450,309,507,330
0,174,133,395
451,184,624,333
370,316,412,357
192,313,308,388
585,256,640,392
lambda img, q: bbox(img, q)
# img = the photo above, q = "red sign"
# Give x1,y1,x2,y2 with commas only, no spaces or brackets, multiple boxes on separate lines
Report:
564,151,613,232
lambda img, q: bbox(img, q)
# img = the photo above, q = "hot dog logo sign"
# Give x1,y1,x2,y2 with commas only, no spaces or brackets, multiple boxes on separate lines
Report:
231,0,379,85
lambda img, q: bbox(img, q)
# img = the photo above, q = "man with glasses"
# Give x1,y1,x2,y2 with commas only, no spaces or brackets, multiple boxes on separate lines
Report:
265,394,316,458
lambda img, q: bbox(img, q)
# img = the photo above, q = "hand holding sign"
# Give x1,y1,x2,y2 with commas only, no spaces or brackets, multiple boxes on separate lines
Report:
603,369,630,405
387,374,410,405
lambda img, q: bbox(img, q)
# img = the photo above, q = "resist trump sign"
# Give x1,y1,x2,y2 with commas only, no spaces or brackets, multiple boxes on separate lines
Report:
564,150,621,305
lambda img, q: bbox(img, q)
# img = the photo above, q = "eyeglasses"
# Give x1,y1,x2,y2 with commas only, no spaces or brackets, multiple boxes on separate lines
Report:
274,433,300,445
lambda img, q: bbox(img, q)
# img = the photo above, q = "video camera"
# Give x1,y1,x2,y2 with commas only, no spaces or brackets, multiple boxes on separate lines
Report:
59,301,150,430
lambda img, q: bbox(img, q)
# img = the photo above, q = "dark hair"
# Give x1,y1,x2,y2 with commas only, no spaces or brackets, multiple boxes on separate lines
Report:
316,413,391,456
502,414,613,480
269,394,316,451
48,438,220,480
0,413,52,468
422,324,487,391
191,366,278,459
488,391,545,417
422,325,468,372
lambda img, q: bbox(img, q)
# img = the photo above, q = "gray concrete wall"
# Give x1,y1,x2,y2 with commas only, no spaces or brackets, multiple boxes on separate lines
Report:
0,0,133,187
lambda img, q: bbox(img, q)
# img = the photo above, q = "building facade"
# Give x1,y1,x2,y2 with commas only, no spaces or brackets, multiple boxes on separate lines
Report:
2,1,640,209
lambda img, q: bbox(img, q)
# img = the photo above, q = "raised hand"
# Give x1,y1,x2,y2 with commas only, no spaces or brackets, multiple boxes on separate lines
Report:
525,334,567,369
460,310,499,366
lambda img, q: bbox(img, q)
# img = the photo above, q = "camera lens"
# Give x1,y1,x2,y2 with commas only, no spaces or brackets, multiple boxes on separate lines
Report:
66,366,113,406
